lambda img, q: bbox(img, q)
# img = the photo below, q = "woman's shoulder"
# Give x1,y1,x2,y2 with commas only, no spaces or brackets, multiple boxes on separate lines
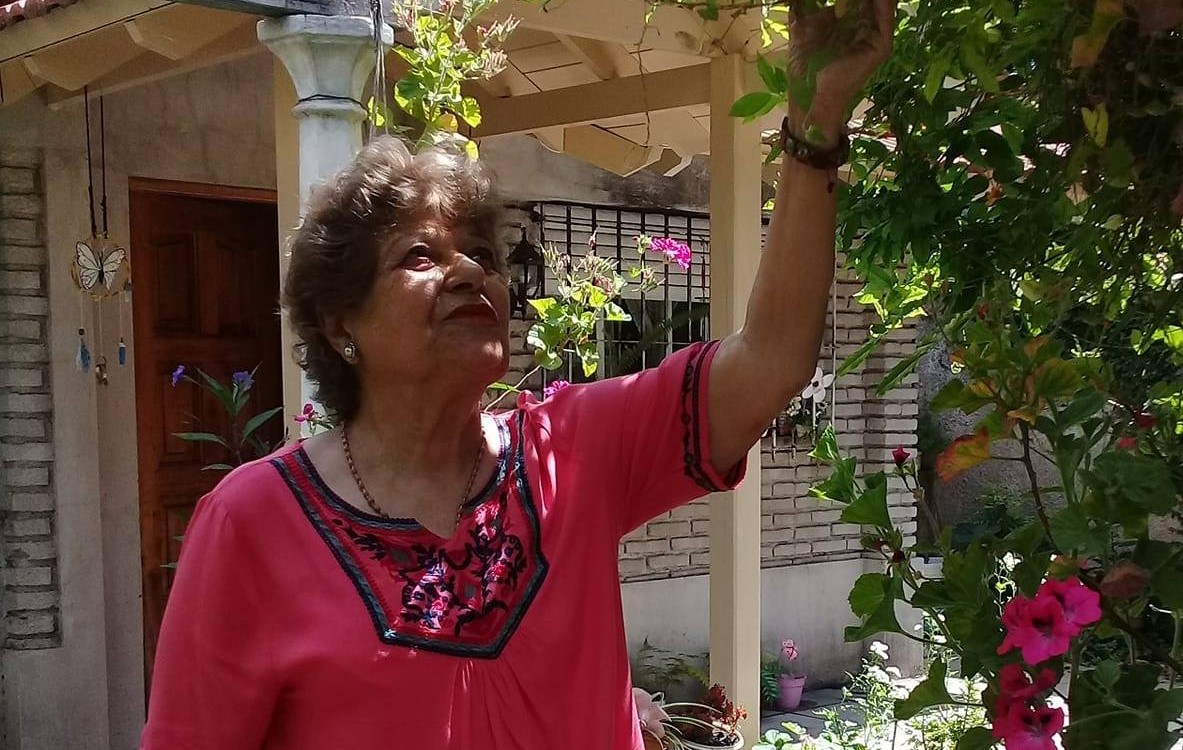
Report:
198,442,302,524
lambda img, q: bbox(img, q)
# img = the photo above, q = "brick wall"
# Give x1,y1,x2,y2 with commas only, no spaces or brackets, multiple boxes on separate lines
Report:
0,147,61,649
500,204,920,583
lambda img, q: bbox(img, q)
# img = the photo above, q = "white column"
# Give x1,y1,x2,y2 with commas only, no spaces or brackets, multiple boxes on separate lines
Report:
707,53,763,742
259,14,392,423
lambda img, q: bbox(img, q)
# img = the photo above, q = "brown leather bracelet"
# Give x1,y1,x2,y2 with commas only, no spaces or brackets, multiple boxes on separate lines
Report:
779,116,851,172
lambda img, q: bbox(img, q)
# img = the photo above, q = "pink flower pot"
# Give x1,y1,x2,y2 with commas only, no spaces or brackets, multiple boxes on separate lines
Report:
777,675,807,711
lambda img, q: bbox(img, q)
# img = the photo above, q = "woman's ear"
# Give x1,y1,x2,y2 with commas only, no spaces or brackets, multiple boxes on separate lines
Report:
321,312,354,359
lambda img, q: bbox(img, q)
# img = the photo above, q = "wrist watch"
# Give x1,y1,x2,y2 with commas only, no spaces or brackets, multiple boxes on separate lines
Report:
778,117,851,172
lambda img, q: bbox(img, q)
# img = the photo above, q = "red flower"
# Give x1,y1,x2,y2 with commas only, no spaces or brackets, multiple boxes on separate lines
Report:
1133,411,1157,429
892,446,911,468
1116,435,1138,451
977,303,990,320
1038,576,1102,636
991,700,1064,750
997,594,1074,665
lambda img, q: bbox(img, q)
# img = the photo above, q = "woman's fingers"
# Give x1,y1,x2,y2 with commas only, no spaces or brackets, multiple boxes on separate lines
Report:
873,0,898,54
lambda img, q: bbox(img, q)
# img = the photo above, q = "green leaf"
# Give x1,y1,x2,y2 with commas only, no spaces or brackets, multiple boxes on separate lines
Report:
810,457,858,504
1057,390,1106,428
1033,358,1083,400
894,659,955,720
1091,453,1177,514
956,727,997,750
930,379,993,413
924,49,954,104
1082,104,1109,147
487,382,519,392
877,340,936,395
456,96,482,128
756,55,787,95
845,572,904,641
1151,689,1183,724
1050,503,1109,556
730,92,777,120
174,432,230,449
960,42,999,93
603,302,629,322
194,367,239,416
840,473,892,528
696,0,718,20
786,72,816,113
809,425,841,463
242,406,283,442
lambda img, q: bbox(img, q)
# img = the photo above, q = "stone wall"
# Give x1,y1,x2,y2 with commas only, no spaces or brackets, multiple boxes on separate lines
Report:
0,146,60,650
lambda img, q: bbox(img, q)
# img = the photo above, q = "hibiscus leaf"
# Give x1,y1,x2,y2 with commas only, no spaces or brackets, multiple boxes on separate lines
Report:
936,430,991,482
895,659,954,720
844,572,903,641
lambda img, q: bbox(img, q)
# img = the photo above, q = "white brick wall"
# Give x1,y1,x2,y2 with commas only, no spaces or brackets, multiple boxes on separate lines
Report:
0,147,60,650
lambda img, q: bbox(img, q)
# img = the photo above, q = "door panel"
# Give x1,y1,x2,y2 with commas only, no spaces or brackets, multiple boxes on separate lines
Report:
131,188,281,697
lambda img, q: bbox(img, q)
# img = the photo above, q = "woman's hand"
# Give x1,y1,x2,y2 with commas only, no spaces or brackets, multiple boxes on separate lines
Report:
786,0,897,145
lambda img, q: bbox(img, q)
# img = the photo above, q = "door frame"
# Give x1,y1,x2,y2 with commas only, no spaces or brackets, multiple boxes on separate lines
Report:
128,177,279,698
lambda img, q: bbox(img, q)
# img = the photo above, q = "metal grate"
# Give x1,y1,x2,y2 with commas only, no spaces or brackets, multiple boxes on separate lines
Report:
523,201,714,386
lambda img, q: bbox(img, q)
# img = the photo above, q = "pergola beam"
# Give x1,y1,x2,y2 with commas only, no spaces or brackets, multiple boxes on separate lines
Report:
124,4,246,60
0,0,168,64
476,62,709,138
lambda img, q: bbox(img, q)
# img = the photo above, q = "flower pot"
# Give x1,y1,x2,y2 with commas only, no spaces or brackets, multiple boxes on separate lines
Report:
777,675,807,711
679,732,744,750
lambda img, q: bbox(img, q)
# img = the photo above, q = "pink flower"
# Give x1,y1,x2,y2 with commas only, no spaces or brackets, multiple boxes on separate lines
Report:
1037,576,1101,635
649,237,692,271
892,446,910,467
991,700,1064,750
998,664,1057,701
543,380,570,399
632,688,670,740
293,403,317,424
781,639,800,661
997,594,1074,665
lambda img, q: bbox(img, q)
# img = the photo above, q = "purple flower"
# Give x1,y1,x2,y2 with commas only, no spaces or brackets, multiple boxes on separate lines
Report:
543,380,570,399
170,365,186,387
649,237,692,271
232,370,253,390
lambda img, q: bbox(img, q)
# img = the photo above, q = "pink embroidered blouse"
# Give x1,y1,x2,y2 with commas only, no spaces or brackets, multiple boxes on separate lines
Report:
140,340,744,750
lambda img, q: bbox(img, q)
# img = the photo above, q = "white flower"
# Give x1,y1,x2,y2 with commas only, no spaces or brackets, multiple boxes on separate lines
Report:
869,641,890,660
801,366,835,403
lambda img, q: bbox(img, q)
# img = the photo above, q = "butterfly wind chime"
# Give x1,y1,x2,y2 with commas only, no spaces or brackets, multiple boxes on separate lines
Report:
70,91,130,386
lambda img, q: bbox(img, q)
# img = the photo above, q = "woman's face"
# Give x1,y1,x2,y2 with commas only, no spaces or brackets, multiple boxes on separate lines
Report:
337,215,511,391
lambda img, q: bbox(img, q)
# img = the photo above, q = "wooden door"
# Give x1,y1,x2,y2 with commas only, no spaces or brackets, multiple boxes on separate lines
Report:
131,183,282,695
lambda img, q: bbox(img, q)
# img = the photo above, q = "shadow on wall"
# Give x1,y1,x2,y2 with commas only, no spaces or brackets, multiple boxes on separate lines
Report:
916,318,1062,541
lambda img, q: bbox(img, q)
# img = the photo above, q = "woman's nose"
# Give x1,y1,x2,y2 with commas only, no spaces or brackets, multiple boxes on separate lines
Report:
443,250,485,292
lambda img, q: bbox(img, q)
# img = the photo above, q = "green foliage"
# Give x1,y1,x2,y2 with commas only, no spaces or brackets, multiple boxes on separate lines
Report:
171,366,283,472
385,0,517,154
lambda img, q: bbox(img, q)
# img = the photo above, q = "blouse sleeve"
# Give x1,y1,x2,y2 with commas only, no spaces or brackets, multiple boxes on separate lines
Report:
533,340,747,537
140,491,280,750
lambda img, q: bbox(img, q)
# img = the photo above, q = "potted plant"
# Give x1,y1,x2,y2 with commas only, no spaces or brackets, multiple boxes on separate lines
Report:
774,640,807,711
634,684,745,750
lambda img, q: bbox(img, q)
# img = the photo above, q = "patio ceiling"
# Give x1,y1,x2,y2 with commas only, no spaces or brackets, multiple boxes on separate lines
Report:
1,0,785,179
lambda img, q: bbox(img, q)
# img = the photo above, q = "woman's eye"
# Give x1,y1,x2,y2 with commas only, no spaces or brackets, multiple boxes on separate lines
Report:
402,244,433,269
470,246,497,268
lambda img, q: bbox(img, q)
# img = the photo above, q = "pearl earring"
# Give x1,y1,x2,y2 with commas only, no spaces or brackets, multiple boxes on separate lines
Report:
343,341,359,363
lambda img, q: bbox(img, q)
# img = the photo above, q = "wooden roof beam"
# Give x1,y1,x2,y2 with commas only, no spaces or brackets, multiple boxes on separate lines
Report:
553,33,638,80
0,0,168,64
475,62,709,138
124,4,246,60
22,24,143,90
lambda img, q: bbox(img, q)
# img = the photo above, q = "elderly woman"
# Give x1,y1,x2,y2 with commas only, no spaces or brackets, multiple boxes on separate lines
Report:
140,3,893,748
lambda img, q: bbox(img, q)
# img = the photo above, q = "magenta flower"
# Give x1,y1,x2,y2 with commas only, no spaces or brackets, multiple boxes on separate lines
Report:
781,639,799,661
892,446,910,467
1037,576,1101,635
170,365,186,387
543,380,570,399
997,594,1074,665
649,237,692,271
293,403,317,424
998,663,1057,702
991,700,1064,750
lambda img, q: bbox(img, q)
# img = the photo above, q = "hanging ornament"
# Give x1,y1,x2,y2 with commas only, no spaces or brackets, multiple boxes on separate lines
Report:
118,337,127,366
76,328,91,372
